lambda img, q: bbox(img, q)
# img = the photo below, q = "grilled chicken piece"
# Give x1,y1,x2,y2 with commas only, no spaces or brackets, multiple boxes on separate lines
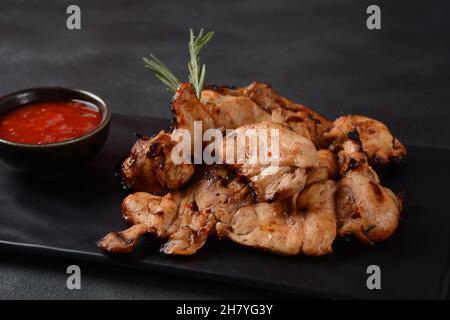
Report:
175,83,272,133
121,82,331,194
248,166,307,203
200,89,271,129
161,209,215,255
324,115,406,165
195,171,338,256
172,83,215,139
335,141,402,243
97,188,214,255
174,82,271,135
271,107,312,140
121,83,271,194
193,166,253,225
218,121,319,202
216,179,337,256
121,84,210,193
99,166,251,255
305,149,337,186
298,180,337,256
121,132,195,194
173,165,253,254
162,225,212,255
195,166,337,256
97,192,181,253
102,164,339,256
235,82,332,147
107,81,405,258
96,224,148,254
202,86,315,143
216,200,304,255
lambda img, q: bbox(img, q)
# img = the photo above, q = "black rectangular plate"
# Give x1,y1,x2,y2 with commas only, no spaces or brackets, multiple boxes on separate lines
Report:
1,114,449,299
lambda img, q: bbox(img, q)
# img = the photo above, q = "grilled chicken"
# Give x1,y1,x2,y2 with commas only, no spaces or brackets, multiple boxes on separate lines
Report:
106,81,406,258
120,84,203,193
97,192,181,253
121,83,290,193
216,200,304,255
100,165,338,256
202,85,322,145
216,179,337,256
298,180,337,256
120,82,330,194
99,166,251,255
218,121,318,202
121,84,210,193
200,89,271,129
305,149,337,186
97,188,214,255
213,82,331,148
271,107,312,140
121,132,195,194
172,83,215,138
335,141,403,243
193,166,253,225
324,115,406,165
201,88,316,144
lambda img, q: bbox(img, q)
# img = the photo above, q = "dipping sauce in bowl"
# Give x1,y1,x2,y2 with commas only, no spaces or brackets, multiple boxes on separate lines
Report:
0,87,111,174
0,100,101,145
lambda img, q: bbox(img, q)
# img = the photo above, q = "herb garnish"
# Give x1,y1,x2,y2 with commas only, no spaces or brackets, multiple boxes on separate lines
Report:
143,54,181,94
187,29,214,98
143,28,214,98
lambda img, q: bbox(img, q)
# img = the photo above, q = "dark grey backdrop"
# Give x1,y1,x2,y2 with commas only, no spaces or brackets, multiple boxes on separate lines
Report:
1,0,449,148
1,0,450,300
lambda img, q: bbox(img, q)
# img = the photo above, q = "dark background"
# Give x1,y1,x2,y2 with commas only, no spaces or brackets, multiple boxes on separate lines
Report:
1,0,450,148
1,0,449,299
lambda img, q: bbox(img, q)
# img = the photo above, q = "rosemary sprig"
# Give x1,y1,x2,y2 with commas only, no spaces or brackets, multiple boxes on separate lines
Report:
143,54,181,94
188,28,214,98
142,28,214,97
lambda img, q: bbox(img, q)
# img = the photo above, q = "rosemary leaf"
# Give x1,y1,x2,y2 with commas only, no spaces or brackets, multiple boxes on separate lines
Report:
188,28,214,98
143,55,181,94
143,28,214,97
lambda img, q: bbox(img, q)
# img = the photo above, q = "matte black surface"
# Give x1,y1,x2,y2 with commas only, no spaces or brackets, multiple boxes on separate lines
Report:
0,0,449,149
0,249,301,299
1,114,449,299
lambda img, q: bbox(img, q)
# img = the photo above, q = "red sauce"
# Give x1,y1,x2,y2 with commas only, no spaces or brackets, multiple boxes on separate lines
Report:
0,100,101,144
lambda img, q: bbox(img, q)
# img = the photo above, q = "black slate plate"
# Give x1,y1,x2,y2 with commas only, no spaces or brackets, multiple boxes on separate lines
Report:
1,114,449,299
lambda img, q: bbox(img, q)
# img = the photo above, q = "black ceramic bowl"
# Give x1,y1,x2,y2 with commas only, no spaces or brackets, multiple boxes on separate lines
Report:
0,87,111,174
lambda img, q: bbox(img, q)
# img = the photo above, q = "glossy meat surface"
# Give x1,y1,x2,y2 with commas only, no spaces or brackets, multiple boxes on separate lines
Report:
218,121,318,201
325,115,406,165
335,141,402,243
